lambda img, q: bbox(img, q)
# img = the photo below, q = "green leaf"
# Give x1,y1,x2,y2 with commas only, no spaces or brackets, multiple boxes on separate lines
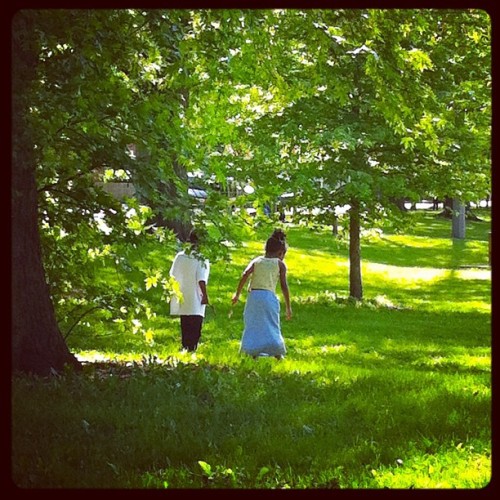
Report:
198,460,213,477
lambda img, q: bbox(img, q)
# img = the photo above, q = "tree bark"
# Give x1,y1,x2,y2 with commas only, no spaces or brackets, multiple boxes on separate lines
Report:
12,12,81,375
438,197,454,218
349,199,363,300
451,198,466,239
392,197,407,212
331,210,338,236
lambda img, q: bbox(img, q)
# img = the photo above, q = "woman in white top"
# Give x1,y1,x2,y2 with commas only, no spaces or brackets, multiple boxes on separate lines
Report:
232,229,292,359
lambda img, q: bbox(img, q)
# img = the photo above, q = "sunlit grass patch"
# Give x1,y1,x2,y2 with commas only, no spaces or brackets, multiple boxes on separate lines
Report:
75,350,143,364
456,268,491,280
366,441,491,488
319,343,352,354
365,261,448,281
412,353,491,373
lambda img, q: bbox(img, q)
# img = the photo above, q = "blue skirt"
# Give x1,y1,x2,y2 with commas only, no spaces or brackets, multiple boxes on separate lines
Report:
240,290,286,357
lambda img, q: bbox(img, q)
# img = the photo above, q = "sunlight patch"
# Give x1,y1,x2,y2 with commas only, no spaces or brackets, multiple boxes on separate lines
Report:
75,351,117,363
412,353,491,372
457,269,491,280
373,295,397,308
320,344,351,354
370,442,491,488
452,354,491,371
366,262,447,282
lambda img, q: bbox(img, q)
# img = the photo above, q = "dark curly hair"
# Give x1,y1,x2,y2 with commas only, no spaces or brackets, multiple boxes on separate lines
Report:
265,229,287,254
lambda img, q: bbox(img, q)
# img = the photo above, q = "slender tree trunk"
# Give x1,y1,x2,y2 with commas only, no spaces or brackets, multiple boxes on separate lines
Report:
451,198,466,239
12,12,81,375
349,199,363,300
331,210,338,236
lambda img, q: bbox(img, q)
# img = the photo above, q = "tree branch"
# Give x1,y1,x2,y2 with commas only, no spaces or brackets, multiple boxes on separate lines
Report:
63,306,103,340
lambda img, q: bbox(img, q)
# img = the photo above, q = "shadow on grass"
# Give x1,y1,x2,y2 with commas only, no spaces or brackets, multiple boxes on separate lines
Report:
20,347,488,487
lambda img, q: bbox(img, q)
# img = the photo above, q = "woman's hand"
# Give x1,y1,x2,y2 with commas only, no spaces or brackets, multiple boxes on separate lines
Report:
231,293,239,305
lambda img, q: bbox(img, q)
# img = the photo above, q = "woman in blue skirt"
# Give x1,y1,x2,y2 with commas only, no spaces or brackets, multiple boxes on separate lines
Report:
231,229,292,359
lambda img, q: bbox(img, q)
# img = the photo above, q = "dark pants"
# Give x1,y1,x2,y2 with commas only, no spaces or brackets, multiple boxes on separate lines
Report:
180,315,203,351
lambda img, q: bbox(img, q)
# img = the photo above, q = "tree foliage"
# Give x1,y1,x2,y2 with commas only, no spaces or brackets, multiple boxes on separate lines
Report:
181,9,491,297
202,9,491,222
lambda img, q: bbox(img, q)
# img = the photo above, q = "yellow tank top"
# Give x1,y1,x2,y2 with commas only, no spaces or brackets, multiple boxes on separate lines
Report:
248,257,280,292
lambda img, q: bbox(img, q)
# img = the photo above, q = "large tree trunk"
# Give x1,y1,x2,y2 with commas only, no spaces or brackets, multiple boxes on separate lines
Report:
12,12,81,376
349,199,363,300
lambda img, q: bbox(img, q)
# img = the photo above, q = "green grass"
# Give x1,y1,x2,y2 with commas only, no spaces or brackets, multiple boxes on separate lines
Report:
11,210,491,488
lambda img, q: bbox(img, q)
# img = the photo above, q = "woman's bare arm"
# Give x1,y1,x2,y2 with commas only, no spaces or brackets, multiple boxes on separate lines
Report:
231,263,254,304
278,260,292,320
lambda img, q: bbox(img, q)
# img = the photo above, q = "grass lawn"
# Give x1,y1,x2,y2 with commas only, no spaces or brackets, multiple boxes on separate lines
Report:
12,209,491,488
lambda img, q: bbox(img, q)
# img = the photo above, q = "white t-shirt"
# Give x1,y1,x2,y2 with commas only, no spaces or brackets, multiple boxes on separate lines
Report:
169,251,210,317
